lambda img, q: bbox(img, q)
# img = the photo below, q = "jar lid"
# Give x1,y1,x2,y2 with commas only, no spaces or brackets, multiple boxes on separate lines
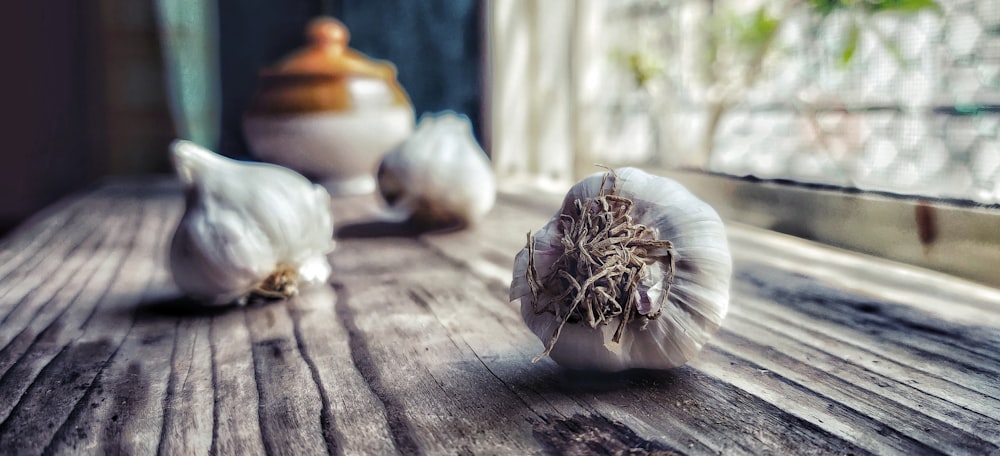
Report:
246,17,411,115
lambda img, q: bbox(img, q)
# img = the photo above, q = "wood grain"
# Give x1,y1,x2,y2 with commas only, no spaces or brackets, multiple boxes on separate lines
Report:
0,179,997,455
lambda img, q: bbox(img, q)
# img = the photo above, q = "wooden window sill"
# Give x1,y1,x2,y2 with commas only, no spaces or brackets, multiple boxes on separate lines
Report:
0,177,997,454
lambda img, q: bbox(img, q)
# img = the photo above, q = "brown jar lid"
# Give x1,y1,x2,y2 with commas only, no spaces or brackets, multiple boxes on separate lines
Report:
246,17,411,115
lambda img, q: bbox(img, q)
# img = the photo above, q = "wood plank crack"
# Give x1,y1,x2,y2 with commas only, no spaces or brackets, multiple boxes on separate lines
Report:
290,302,342,456
331,281,421,455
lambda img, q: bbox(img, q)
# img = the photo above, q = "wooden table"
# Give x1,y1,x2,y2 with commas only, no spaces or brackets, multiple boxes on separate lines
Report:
1,178,998,455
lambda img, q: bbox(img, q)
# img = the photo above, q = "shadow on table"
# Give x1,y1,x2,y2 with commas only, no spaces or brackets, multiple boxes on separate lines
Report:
526,366,688,395
335,219,464,239
131,286,337,320
133,296,237,319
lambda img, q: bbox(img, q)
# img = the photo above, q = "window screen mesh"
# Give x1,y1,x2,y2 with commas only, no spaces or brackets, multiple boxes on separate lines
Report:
599,0,1000,203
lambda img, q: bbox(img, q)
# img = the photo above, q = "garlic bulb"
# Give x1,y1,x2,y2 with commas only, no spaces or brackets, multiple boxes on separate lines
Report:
510,168,732,371
169,140,335,305
377,112,496,227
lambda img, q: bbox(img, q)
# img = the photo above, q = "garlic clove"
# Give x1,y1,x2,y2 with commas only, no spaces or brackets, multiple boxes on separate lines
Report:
376,112,496,228
169,140,335,305
511,167,732,371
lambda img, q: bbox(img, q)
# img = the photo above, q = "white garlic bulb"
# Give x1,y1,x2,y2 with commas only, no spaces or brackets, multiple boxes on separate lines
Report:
377,112,496,227
510,168,732,371
169,140,335,305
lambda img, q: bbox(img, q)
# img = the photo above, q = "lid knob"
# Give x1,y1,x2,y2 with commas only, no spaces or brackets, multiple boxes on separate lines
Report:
307,17,349,52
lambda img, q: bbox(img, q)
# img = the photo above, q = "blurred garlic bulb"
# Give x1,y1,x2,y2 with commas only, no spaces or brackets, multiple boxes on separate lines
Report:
510,168,732,371
169,140,335,305
377,112,496,227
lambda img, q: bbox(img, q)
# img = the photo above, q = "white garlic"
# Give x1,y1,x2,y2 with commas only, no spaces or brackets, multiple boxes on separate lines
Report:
377,112,496,227
510,168,732,371
169,140,335,305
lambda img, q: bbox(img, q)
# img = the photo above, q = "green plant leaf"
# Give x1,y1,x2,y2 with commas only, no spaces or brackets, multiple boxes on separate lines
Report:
737,8,781,50
609,48,664,88
865,0,942,14
807,0,941,15
807,0,844,16
628,52,664,87
839,22,861,66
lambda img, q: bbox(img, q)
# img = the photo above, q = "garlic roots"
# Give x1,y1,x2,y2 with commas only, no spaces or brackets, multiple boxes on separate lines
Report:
510,168,732,371
377,112,496,227
169,140,336,305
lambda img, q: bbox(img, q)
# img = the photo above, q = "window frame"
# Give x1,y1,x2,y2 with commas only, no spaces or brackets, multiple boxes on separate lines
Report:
658,169,1000,288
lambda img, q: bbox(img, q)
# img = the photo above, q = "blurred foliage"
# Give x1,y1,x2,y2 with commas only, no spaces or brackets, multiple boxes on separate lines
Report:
839,22,861,66
610,0,942,165
611,49,666,88
617,0,942,91
734,7,782,52
808,0,942,16
809,0,942,66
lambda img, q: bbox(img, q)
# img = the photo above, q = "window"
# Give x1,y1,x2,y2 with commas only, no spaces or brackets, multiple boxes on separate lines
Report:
489,0,1000,287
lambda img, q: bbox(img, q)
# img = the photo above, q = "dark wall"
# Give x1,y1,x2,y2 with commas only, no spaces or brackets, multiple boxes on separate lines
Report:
218,0,483,157
218,0,325,158
2,2,103,234
3,1,176,236
338,1,483,141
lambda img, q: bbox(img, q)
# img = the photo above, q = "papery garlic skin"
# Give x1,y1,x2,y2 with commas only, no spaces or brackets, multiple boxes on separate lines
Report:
169,140,335,305
510,168,732,371
377,112,496,227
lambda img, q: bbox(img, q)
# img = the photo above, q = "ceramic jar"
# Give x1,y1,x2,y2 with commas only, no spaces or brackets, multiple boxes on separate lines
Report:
243,17,415,195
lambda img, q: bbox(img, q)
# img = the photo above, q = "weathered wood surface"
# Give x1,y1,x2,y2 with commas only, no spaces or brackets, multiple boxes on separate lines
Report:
0,178,998,455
